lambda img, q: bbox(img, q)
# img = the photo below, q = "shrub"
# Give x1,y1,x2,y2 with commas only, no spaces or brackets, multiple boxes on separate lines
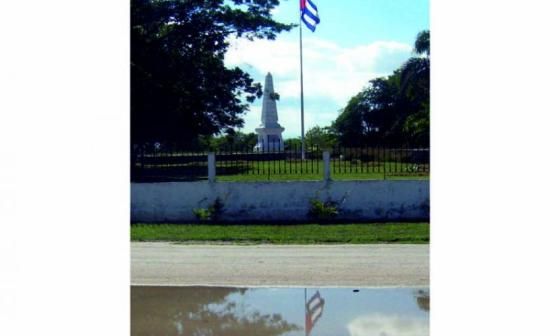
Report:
193,198,224,222
308,198,339,222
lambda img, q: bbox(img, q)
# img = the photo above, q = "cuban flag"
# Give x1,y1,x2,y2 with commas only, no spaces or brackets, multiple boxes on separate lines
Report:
305,290,325,336
300,0,320,32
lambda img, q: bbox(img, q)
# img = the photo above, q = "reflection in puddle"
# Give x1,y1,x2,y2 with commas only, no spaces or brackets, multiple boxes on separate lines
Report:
305,290,325,335
415,289,430,312
131,286,429,336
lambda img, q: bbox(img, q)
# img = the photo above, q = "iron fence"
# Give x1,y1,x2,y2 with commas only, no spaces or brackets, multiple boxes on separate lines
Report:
131,146,208,182
131,142,429,182
330,146,430,178
215,142,322,179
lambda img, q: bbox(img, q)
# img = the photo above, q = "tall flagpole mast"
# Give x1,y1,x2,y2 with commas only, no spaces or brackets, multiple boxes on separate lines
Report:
304,287,308,336
299,5,305,160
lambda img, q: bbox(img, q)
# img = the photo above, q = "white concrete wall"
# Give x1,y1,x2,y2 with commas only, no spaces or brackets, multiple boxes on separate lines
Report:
131,180,429,222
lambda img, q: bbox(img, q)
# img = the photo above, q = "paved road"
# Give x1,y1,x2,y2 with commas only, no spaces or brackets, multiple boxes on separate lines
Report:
131,242,429,287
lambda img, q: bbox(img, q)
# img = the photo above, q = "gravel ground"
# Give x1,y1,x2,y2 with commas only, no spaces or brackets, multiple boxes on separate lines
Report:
131,242,429,287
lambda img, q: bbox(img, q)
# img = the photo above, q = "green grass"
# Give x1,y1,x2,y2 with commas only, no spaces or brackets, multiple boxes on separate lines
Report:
134,160,429,182
216,160,428,182
218,173,429,182
131,223,429,244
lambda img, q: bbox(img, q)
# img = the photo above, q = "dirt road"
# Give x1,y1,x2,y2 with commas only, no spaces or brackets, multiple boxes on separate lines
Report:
131,242,429,287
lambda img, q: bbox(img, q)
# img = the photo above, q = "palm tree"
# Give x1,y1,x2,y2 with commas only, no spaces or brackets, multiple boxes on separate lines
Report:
414,30,430,56
400,30,430,146
400,30,430,93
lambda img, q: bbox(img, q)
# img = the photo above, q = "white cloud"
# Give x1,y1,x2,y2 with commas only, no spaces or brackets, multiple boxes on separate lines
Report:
347,313,429,336
225,37,412,105
226,36,412,136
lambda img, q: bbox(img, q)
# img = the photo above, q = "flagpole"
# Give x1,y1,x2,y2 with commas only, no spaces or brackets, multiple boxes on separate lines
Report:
304,287,308,336
299,9,305,160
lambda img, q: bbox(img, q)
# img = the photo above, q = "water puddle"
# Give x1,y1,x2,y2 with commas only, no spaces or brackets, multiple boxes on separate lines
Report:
131,286,429,336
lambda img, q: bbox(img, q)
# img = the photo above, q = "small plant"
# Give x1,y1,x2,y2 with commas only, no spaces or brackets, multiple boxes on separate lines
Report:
308,198,339,222
193,208,212,221
193,197,224,222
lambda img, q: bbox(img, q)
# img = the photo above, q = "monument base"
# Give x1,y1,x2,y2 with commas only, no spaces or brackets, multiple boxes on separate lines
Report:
254,127,284,152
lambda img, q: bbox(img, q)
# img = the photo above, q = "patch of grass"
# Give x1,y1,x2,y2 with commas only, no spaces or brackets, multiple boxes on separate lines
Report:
217,174,429,182
216,161,428,182
134,160,428,182
131,223,429,244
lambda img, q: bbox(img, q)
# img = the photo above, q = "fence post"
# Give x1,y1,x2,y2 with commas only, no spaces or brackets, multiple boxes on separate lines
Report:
382,146,386,180
323,150,331,181
208,152,216,183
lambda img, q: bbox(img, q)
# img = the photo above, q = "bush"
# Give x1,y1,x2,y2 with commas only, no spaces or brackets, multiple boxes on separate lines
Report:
308,199,339,222
193,198,224,222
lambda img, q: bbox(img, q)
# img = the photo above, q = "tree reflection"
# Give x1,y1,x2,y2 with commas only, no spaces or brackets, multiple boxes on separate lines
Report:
131,286,301,336
415,289,430,312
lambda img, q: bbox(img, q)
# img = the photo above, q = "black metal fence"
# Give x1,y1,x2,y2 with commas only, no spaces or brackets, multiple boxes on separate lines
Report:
131,142,429,182
215,142,322,179
330,146,430,177
131,146,208,182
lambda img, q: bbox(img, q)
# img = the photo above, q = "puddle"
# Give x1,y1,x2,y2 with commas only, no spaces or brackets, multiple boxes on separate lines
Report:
131,286,429,336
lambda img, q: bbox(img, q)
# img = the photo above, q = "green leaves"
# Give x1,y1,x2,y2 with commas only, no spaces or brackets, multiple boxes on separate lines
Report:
332,30,430,147
305,126,337,149
193,198,225,222
414,30,430,56
308,199,339,222
131,0,293,147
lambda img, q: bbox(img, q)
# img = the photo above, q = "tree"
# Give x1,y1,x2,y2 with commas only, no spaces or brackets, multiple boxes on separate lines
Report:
414,30,430,55
131,0,294,147
332,76,401,147
400,30,429,146
362,75,402,143
132,286,300,335
332,30,430,147
206,131,258,151
331,95,368,146
305,125,337,149
283,138,302,149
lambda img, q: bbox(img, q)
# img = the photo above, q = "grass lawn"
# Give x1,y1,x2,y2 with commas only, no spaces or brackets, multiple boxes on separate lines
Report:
217,173,429,182
216,160,428,182
131,222,429,244
217,160,428,180
134,159,429,182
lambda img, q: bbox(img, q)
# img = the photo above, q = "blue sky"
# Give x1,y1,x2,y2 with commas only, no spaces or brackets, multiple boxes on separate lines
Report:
221,287,429,336
225,0,429,138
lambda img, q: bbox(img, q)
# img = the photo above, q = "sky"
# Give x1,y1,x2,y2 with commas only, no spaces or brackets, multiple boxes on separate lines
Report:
225,0,429,138
224,287,429,336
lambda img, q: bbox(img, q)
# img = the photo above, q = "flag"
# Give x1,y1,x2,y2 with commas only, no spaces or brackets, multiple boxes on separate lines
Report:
305,290,325,336
300,0,320,32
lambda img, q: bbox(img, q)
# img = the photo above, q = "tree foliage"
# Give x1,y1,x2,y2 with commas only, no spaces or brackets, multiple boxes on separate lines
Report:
332,30,430,146
132,286,300,335
283,138,302,148
414,30,430,55
200,131,258,151
305,125,337,149
131,0,294,147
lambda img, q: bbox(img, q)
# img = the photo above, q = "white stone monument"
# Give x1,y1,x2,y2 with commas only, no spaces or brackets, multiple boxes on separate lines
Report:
254,72,285,152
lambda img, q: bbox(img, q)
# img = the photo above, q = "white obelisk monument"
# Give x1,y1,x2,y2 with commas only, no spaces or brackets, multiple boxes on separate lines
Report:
254,72,285,152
